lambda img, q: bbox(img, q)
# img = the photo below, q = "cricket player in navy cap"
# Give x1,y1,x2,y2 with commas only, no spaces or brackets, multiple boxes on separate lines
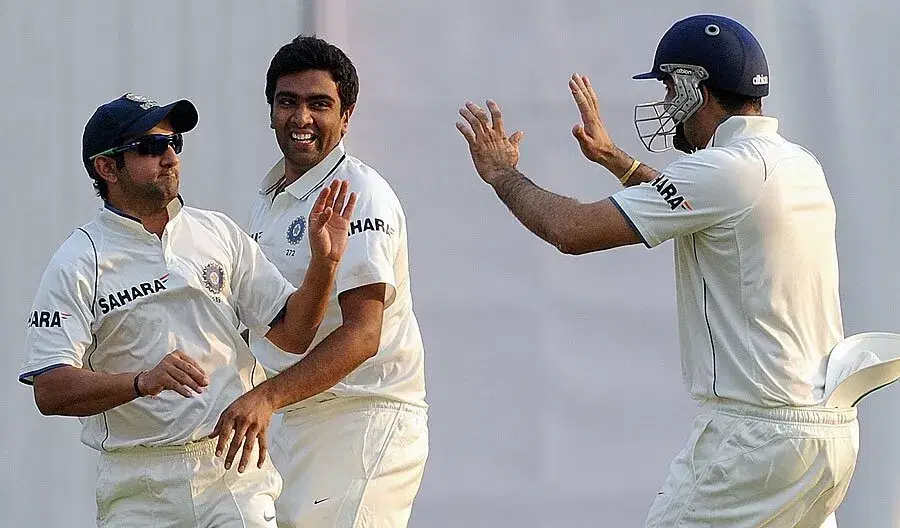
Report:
20,93,357,527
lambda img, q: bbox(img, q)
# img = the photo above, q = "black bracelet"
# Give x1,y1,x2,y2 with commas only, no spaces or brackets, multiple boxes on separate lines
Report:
133,371,146,398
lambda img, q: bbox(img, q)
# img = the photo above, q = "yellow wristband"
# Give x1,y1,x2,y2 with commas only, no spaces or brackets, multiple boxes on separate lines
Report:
619,159,641,185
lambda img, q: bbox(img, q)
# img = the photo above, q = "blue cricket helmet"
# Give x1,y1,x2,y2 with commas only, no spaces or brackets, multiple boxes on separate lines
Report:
634,14,769,98
632,14,769,152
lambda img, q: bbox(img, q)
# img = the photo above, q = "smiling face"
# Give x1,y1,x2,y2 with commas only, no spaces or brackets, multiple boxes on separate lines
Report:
270,69,355,181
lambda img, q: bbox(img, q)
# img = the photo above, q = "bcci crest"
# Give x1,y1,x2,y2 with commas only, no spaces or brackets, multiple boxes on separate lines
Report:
123,93,158,110
286,216,307,245
201,263,226,295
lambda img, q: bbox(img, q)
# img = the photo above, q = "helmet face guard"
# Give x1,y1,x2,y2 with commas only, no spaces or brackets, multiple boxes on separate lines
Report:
634,64,709,152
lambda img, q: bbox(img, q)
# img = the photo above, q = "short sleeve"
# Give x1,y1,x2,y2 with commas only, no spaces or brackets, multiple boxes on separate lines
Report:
19,233,97,385
337,182,401,306
224,215,297,335
611,149,762,247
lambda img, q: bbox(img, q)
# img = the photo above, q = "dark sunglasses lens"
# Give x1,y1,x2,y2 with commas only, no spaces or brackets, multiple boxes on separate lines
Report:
134,134,182,156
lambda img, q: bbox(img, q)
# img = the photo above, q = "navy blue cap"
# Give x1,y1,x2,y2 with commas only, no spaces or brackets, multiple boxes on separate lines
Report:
82,93,198,177
634,14,769,98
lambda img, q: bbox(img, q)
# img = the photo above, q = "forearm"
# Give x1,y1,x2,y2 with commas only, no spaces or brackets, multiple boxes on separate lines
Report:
489,167,582,250
488,162,646,254
252,323,376,410
277,257,339,352
598,145,661,187
34,366,139,417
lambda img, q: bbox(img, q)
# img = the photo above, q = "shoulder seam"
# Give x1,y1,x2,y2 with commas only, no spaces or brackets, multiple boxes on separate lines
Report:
74,228,99,316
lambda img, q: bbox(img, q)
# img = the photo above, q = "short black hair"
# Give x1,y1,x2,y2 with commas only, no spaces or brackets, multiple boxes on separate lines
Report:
265,35,359,112
89,154,124,200
707,85,762,115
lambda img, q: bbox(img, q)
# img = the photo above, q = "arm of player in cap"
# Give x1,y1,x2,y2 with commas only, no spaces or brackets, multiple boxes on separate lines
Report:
33,351,209,416
455,85,645,255
263,179,357,353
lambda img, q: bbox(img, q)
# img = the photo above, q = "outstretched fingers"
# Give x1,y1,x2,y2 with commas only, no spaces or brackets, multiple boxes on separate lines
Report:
486,99,506,136
311,182,334,216
570,73,598,124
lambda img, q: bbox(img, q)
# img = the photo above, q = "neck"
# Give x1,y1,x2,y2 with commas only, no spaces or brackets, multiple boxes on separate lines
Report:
692,110,732,150
140,210,170,238
281,142,343,187
106,196,171,237
282,159,310,187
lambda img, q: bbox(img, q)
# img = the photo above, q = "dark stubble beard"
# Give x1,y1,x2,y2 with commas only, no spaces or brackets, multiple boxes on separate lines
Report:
119,168,179,214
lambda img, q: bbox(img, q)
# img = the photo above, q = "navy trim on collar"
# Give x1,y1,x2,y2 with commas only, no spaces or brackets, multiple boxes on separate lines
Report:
299,154,347,201
266,154,347,201
103,202,142,223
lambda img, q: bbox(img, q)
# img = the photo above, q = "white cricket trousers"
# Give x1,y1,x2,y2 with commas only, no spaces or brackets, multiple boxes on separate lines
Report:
96,437,283,528
645,399,859,528
271,396,429,528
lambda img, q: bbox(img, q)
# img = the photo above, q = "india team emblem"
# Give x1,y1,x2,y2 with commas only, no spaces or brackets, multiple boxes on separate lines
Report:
286,216,307,245
201,263,226,295
123,92,158,110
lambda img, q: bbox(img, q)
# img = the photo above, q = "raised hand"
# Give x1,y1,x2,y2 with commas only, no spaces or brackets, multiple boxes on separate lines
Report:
570,73,615,164
307,179,357,263
456,100,524,185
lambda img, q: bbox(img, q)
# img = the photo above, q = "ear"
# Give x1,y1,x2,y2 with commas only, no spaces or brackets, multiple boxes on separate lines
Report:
341,103,356,135
269,105,275,130
698,83,711,110
93,157,120,184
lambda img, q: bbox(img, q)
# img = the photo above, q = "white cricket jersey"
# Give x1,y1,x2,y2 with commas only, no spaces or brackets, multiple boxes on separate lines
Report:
611,116,843,407
248,142,426,410
19,198,296,450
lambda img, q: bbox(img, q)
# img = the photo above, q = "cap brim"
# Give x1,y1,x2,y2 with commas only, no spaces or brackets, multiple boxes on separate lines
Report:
633,71,664,80
119,99,199,140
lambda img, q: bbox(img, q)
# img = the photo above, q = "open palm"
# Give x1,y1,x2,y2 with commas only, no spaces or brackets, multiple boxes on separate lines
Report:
308,179,357,263
456,100,524,185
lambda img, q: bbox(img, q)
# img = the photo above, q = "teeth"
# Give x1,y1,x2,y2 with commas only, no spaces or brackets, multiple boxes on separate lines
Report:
291,132,314,141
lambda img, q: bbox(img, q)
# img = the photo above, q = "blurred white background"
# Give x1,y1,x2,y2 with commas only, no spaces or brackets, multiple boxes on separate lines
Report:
2,1,898,526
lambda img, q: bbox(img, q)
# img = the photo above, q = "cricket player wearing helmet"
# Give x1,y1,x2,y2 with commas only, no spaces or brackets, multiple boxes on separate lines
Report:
457,14,857,527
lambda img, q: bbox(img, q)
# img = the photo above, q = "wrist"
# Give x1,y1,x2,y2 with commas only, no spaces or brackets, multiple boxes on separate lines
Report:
594,144,623,169
253,382,282,412
619,159,642,185
485,166,517,187
309,254,340,271
133,370,147,398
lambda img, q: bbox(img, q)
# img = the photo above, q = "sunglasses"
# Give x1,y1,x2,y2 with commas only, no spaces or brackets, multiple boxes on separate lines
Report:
90,133,183,160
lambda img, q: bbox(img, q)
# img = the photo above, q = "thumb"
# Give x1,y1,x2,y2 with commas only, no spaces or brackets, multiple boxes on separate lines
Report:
509,130,525,146
572,124,587,141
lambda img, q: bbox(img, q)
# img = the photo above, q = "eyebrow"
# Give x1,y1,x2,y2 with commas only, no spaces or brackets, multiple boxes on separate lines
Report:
274,91,336,103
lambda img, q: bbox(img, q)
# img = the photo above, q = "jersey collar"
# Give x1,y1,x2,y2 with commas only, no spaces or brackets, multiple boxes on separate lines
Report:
259,142,347,202
708,115,779,148
100,196,184,234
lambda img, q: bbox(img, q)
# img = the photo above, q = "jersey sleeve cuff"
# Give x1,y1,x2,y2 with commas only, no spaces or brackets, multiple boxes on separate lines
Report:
18,362,74,385
337,273,398,308
256,286,297,333
609,195,654,248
